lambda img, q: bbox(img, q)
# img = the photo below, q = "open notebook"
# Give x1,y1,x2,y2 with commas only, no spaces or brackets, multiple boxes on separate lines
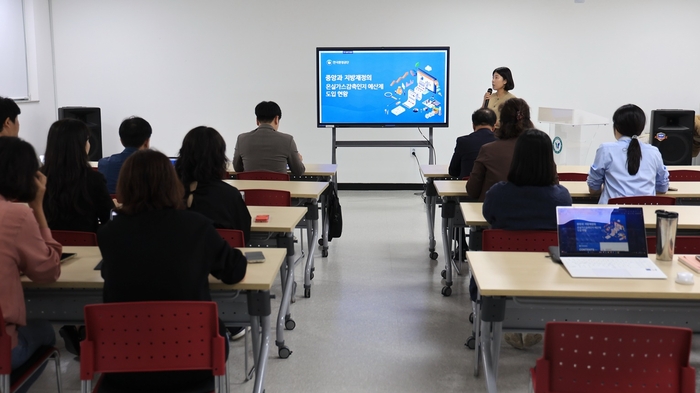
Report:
556,206,666,279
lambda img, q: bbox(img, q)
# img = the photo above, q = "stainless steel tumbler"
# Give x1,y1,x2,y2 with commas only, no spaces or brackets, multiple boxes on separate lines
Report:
655,210,678,261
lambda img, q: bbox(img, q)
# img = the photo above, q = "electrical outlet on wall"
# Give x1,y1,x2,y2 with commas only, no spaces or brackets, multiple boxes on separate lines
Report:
410,148,416,156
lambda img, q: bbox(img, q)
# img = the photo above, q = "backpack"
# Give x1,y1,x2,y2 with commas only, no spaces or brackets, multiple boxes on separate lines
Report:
326,182,342,240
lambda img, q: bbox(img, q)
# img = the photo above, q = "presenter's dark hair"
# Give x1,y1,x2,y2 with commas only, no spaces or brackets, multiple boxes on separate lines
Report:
119,117,152,148
497,98,533,140
176,126,229,185
493,67,515,91
472,108,497,127
116,149,184,215
508,129,557,187
255,101,282,123
0,137,39,202
612,104,645,176
41,119,94,221
0,96,21,124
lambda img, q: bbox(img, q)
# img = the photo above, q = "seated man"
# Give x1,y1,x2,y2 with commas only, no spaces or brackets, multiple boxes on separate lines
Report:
448,108,497,179
233,101,305,175
98,116,152,194
0,96,21,137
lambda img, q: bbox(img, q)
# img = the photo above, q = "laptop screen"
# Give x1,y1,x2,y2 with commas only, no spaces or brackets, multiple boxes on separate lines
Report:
556,206,648,257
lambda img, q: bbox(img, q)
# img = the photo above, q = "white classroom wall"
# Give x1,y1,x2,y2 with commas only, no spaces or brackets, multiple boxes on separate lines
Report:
17,0,700,182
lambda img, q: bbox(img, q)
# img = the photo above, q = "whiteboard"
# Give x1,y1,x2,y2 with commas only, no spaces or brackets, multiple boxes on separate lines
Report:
0,0,29,100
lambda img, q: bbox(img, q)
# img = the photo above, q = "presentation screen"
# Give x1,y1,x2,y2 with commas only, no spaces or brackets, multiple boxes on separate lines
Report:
316,47,449,128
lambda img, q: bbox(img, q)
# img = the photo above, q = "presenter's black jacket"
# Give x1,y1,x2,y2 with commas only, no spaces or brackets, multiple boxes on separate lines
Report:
184,180,252,244
97,208,247,393
448,128,496,179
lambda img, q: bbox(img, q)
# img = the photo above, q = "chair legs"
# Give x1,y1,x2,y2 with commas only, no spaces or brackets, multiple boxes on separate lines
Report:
52,349,63,393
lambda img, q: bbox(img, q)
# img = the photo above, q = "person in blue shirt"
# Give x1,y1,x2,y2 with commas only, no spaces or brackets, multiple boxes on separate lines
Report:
97,117,152,194
448,108,497,179
587,104,669,204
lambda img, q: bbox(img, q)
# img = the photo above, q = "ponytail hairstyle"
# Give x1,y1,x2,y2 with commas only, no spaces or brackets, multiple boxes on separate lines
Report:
612,104,646,175
497,98,534,140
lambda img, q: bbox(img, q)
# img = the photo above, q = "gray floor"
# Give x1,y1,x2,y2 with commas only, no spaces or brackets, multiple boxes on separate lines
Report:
28,191,700,392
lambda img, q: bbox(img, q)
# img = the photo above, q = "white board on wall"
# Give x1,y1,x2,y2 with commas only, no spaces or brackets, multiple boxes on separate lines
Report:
0,0,29,100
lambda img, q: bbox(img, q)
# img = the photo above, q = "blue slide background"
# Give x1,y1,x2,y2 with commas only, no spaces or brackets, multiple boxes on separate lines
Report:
318,49,448,126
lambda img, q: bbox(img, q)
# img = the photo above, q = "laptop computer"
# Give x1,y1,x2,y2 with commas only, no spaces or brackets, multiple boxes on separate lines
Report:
556,206,666,279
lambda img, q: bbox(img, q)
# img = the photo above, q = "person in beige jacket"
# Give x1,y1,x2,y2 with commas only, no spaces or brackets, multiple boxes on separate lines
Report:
233,101,305,175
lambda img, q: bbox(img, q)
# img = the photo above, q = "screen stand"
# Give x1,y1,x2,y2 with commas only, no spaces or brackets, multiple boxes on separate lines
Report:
331,126,435,189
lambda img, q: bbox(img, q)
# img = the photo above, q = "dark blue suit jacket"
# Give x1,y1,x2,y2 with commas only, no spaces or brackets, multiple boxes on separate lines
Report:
448,128,496,179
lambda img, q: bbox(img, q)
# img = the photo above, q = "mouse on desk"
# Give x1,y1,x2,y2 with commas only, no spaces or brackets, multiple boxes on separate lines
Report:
548,246,562,264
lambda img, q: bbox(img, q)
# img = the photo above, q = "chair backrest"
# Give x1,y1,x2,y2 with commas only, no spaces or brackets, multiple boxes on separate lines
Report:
243,189,291,207
668,170,700,182
481,229,557,252
607,196,676,205
646,236,700,254
557,172,588,181
534,322,695,393
50,230,98,246
80,301,225,382
237,171,290,181
0,306,11,377
216,229,246,248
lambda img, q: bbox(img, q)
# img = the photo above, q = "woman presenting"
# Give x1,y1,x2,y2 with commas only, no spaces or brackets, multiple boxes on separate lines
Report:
482,67,516,124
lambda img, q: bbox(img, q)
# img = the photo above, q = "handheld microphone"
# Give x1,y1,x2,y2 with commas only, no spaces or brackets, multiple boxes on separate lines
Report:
484,88,493,108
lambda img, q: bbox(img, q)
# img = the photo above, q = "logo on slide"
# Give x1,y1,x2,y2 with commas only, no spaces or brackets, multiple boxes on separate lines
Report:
654,132,667,142
553,136,563,154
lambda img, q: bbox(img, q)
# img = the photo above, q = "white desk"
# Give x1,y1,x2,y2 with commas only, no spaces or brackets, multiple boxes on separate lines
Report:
467,251,700,393
23,246,286,393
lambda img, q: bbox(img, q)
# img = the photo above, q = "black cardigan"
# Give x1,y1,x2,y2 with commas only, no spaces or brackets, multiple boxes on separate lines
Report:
97,209,247,392
45,170,114,233
185,180,252,244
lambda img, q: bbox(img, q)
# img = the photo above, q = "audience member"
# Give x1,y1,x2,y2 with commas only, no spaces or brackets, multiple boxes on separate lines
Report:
176,126,251,243
479,129,571,350
41,119,114,232
233,101,305,175
98,149,247,392
466,98,535,201
98,116,152,194
0,96,21,137
587,104,669,204
0,137,61,393
483,129,572,229
448,108,497,179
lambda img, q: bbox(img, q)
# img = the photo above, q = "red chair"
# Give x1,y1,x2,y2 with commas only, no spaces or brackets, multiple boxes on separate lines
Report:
243,189,291,207
0,306,62,393
80,301,227,393
50,230,98,246
646,236,700,254
557,172,588,181
482,229,558,252
530,322,695,393
216,229,246,248
608,196,676,205
669,170,700,181
236,171,290,181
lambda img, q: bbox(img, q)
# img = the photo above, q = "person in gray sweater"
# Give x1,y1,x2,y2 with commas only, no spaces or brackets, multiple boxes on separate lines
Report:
233,101,305,175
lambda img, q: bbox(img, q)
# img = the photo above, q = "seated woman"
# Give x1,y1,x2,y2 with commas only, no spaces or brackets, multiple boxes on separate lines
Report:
466,98,535,201
0,137,62,392
479,129,572,350
483,129,572,229
587,104,669,204
41,119,114,232
175,126,251,243
98,149,248,392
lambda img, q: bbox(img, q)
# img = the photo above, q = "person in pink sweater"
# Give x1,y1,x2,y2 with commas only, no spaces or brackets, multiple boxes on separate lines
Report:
0,137,61,388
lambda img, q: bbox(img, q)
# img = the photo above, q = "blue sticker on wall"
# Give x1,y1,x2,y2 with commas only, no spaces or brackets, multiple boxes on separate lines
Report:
553,136,563,154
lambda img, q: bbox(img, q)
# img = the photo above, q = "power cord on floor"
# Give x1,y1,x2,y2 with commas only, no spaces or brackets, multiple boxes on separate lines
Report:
412,151,426,197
